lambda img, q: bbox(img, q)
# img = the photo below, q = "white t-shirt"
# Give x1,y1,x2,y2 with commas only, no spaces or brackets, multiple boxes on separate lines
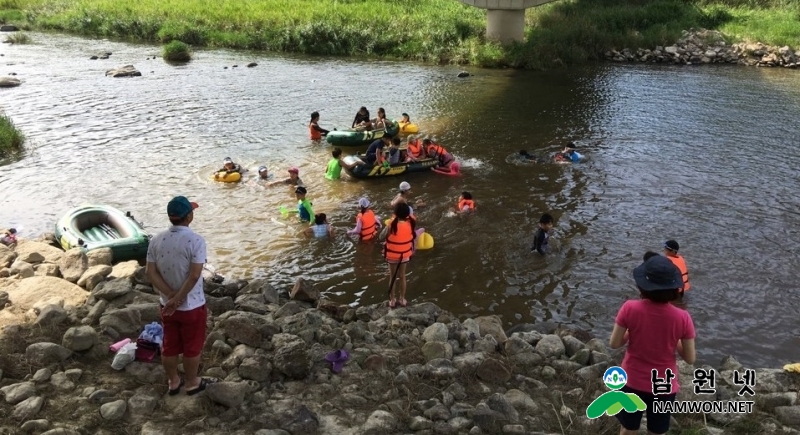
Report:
146,225,207,311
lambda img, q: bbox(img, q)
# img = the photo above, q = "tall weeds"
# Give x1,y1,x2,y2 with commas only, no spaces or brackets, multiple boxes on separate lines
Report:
1,0,798,69
0,113,25,157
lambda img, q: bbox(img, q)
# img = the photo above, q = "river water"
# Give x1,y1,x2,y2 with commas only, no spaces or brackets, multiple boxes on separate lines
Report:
2,33,799,368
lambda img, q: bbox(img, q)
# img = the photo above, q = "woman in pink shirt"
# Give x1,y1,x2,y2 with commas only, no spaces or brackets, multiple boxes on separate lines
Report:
610,255,697,435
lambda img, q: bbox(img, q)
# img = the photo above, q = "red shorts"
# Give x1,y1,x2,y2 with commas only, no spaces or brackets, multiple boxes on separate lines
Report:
161,304,207,358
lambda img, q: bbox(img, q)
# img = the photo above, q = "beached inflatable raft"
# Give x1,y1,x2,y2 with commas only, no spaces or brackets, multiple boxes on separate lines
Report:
55,205,151,262
326,124,400,146
342,155,438,179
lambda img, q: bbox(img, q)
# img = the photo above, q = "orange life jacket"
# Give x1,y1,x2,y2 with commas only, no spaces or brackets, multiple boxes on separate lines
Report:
427,143,446,158
407,139,422,158
309,122,322,140
384,219,415,262
458,199,475,211
667,255,691,291
357,210,378,241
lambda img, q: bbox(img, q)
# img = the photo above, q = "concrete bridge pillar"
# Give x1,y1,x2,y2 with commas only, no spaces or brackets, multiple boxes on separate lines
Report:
458,0,558,45
486,9,526,45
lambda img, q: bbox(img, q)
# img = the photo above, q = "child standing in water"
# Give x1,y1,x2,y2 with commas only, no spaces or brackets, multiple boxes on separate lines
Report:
347,197,381,242
530,213,554,255
609,255,696,435
456,192,475,213
308,111,330,140
295,186,314,224
305,213,334,238
325,147,362,180
663,240,691,297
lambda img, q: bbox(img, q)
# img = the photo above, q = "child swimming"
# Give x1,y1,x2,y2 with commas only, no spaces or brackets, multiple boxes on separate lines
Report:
456,192,475,213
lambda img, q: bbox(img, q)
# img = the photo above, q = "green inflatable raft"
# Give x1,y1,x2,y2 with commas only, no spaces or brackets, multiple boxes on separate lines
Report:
55,205,151,262
326,123,400,146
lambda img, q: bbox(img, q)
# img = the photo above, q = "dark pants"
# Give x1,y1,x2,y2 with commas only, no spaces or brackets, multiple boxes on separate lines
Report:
615,385,676,434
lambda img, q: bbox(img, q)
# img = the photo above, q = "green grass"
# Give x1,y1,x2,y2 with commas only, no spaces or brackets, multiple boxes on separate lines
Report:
162,39,191,62
0,113,25,157
0,0,798,69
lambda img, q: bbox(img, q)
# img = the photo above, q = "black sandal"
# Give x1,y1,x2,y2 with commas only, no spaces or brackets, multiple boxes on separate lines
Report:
186,377,219,396
168,377,184,396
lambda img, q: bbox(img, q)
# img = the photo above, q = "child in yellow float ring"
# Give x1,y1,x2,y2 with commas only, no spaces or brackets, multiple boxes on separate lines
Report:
214,157,242,180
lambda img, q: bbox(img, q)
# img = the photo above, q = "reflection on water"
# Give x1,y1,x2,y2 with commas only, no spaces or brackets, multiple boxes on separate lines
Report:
2,34,800,367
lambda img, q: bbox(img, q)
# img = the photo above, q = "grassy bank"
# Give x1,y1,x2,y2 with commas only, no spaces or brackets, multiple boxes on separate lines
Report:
0,113,25,157
0,0,798,69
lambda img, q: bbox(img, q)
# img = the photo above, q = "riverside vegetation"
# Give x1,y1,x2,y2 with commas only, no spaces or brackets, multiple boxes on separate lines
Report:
0,0,798,69
1,236,800,435
0,113,25,157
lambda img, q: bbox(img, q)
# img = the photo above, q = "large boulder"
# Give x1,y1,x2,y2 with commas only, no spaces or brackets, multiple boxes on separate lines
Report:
100,400,127,420
99,306,143,336
87,248,113,267
14,239,64,264
0,244,16,267
0,382,35,404
271,334,310,379
25,342,72,365
62,325,98,351
289,277,319,303
108,260,139,280
77,265,112,290
218,312,278,347
59,248,87,283
535,334,566,358
280,405,320,435
92,277,133,301
422,323,449,343
10,259,34,278
475,315,508,343
205,381,248,408
5,276,88,310
0,76,21,88
105,65,141,78
34,263,60,277
13,395,43,420
362,410,398,435
34,304,67,326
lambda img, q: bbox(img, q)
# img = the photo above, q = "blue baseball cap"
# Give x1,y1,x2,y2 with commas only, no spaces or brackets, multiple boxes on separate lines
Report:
167,196,199,219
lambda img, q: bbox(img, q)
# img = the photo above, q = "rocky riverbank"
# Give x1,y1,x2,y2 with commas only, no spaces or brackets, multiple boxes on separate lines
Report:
605,29,800,69
0,236,799,435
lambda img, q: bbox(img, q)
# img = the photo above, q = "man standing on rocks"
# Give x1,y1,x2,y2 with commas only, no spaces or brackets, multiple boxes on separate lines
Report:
146,196,212,396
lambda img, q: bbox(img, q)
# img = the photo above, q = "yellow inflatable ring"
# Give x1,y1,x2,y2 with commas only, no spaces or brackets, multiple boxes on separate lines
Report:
398,121,419,134
416,232,434,250
213,171,241,183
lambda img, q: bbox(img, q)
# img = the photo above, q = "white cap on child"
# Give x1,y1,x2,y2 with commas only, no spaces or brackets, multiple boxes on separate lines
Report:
358,197,370,208
399,182,411,192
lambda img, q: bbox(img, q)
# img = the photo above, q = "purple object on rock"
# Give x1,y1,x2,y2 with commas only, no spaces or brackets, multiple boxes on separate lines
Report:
324,349,350,374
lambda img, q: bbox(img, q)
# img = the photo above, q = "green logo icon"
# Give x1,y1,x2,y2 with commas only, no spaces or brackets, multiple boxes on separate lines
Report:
586,366,647,419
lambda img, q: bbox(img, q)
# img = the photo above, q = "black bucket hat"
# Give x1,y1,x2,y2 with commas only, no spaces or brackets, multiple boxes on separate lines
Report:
633,256,682,291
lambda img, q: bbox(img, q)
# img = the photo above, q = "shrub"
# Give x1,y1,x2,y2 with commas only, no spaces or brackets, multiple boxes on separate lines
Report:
162,40,191,62
0,113,25,156
3,32,31,44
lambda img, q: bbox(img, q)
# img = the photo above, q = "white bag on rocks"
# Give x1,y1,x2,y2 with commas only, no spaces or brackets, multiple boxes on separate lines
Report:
111,342,137,370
